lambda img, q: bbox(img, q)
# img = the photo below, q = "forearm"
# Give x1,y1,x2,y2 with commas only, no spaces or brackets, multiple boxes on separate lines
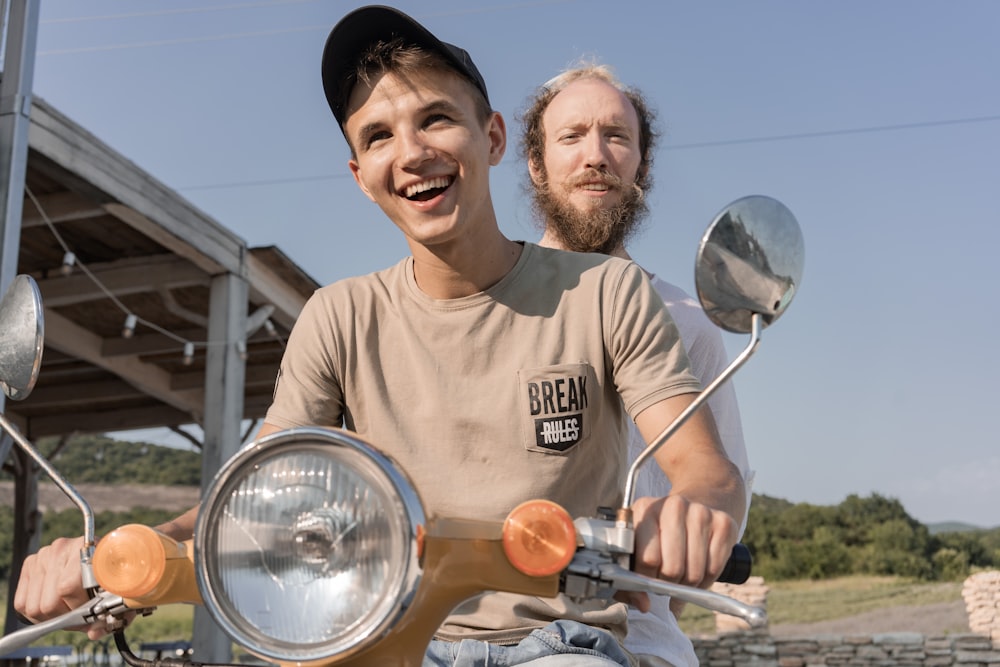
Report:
154,506,199,542
661,449,746,524
636,393,746,522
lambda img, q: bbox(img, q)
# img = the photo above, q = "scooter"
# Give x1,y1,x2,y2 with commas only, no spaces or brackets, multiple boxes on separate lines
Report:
0,194,804,666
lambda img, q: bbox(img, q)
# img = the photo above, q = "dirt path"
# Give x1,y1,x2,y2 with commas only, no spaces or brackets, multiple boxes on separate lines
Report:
768,600,970,637
0,482,200,513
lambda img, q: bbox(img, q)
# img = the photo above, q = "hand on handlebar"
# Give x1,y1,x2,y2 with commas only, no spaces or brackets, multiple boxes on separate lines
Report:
622,494,740,612
13,535,120,640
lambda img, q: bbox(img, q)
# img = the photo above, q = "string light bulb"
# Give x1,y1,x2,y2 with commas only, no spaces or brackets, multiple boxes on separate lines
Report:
122,313,137,338
235,340,248,361
182,342,195,366
263,319,277,337
60,251,76,276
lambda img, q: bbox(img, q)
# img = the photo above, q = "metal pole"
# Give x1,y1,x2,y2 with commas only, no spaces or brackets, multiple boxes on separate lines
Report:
0,0,38,294
0,0,40,637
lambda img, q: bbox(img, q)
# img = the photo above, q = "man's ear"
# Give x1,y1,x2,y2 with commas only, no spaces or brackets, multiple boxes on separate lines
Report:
528,157,545,187
487,111,507,166
348,160,376,203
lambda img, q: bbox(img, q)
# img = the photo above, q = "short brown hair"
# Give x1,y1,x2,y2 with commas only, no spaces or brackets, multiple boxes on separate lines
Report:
339,39,494,156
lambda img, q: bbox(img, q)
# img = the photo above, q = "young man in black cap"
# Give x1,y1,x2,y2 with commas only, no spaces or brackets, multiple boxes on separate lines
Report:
15,6,745,666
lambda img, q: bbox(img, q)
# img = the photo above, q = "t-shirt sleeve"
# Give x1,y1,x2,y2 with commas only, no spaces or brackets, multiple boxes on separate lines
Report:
606,263,702,419
265,290,345,429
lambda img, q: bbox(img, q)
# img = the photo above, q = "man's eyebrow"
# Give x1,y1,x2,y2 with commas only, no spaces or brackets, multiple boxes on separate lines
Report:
419,98,463,116
354,121,384,146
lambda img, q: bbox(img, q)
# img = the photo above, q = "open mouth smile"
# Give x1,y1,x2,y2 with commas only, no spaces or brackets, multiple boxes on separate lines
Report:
402,176,454,201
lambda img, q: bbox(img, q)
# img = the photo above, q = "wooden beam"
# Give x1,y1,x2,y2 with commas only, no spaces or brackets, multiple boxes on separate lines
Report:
21,191,105,227
37,254,208,306
101,328,205,357
246,253,308,329
103,203,235,276
20,377,140,409
26,403,194,437
171,362,277,391
42,308,205,418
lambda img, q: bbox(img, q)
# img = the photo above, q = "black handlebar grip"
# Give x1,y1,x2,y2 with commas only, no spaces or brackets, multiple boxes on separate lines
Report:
717,543,752,584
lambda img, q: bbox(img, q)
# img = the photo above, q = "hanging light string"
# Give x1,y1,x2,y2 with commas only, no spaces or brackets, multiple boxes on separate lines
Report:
24,185,286,358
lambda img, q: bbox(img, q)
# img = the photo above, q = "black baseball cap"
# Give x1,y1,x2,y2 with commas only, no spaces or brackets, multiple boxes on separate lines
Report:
321,5,491,128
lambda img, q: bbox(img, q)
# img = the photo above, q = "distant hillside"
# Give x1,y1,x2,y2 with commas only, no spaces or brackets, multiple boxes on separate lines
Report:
928,521,989,535
1,433,201,486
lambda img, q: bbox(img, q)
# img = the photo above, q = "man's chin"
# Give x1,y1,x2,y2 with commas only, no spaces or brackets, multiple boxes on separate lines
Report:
570,195,622,214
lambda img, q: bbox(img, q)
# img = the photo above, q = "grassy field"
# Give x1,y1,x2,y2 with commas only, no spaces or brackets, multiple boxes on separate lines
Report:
676,575,965,635
2,576,967,647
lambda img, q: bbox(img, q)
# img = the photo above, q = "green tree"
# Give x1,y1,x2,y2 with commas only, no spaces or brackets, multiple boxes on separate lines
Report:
853,519,932,578
765,524,853,580
35,435,201,486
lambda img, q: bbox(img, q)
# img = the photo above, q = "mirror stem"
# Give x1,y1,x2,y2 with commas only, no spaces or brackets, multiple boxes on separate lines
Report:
622,313,762,509
0,413,98,589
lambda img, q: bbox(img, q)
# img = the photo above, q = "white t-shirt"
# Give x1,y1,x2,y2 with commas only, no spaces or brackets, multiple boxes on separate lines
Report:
624,275,753,667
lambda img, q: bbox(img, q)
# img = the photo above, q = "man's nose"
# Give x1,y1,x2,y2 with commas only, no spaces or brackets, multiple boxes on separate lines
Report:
582,134,610,170
397,130,434,167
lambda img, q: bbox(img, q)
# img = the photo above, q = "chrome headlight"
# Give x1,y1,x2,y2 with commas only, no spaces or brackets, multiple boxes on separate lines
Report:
194,427,425,663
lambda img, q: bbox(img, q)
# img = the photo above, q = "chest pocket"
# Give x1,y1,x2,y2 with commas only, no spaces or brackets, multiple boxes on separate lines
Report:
517,363,596,455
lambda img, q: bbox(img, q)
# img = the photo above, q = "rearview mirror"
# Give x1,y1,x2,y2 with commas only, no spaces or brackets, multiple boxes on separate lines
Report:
0,274,45,401
695,195,804,334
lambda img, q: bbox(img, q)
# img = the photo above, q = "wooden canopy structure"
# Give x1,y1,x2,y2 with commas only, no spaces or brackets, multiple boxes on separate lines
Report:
0,95,319,657
8,98,318,440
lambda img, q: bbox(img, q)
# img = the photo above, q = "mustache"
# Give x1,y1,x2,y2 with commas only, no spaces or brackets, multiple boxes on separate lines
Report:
564,169,626,190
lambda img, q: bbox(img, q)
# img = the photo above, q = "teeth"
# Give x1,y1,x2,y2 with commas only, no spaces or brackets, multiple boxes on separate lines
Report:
405,176,451,198
581,183,610,191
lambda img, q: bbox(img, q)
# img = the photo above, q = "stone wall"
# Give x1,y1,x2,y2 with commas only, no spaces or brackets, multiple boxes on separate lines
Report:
685,571,1000,665
964,571,1000,645
691,631,1000,666
711,576,770,633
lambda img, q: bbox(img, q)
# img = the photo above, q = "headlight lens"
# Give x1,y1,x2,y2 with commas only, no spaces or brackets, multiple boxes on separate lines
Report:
195,428,424,663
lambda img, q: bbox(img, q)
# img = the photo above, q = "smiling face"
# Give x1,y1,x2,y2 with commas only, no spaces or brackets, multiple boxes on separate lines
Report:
345,67,505,252
530,77,650,255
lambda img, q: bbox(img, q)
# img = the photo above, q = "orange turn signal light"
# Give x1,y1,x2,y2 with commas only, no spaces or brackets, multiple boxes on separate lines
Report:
502,500,576,577
93,524,167,599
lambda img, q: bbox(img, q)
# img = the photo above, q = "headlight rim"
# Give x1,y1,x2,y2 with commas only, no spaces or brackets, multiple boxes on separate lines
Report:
193,426,426,663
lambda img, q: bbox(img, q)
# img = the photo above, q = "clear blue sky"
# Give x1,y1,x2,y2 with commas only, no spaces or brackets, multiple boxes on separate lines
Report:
27,1,1000,527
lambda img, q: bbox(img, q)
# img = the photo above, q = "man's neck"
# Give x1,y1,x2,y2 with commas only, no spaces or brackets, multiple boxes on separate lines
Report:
411,235,523,300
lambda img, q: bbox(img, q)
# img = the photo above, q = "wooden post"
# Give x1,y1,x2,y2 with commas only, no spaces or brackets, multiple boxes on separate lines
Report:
191,271,248,662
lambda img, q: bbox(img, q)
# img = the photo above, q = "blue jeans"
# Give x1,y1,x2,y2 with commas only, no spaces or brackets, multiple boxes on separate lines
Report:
424,620,633,666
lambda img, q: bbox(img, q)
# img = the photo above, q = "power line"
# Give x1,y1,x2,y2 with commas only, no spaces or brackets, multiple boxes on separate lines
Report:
179,172,354,192
38,25,325,56
40,1,321,24
37,1,576,56
174,114,1000,193
668,115,1000,150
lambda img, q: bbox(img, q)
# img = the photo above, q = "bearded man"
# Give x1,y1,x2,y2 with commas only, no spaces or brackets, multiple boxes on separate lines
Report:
522,64,753,667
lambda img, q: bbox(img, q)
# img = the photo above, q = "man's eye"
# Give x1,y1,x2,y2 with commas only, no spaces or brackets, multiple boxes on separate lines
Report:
367,131,390,147
425,113,451,126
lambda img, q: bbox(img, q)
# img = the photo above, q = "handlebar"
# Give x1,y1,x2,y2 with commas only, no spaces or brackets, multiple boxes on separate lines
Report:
719,543,752,585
